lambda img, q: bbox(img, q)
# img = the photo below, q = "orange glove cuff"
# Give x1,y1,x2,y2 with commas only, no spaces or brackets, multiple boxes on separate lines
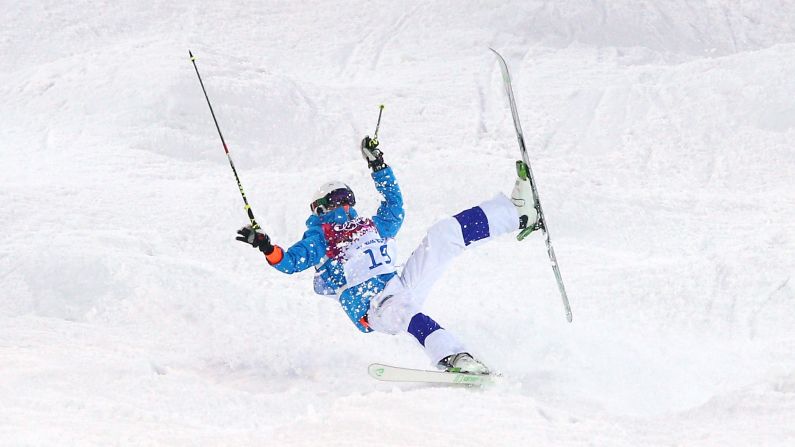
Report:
265,245,284,265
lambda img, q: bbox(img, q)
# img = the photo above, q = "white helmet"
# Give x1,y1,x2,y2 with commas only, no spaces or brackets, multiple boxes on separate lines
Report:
310,181,356,215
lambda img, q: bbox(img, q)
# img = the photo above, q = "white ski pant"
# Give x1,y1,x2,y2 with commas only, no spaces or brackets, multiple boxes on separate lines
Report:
367,193,520,363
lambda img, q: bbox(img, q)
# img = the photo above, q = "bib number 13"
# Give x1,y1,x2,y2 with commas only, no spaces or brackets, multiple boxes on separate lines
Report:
364,244,392,270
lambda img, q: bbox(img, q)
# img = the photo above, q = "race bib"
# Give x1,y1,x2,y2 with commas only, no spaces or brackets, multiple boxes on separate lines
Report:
341,232,397,286
322,217,397,287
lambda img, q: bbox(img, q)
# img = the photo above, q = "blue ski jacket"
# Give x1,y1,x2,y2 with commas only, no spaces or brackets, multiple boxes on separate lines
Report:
268,167,404,332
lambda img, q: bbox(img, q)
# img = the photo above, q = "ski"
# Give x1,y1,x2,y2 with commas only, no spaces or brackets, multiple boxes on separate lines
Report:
490,48,573,323
368,363,494,386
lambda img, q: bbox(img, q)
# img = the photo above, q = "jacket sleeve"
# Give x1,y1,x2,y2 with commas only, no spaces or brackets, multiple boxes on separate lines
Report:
371,166,404,238
269,216,327,274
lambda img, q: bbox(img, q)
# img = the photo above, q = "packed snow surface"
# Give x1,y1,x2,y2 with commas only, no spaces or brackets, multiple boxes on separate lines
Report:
2,1,794,445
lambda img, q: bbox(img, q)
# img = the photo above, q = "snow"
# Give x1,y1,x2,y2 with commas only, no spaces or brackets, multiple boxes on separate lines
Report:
2,1,794,445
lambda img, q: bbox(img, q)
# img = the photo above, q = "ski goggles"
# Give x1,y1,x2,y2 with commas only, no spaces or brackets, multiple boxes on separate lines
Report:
310,188,356,216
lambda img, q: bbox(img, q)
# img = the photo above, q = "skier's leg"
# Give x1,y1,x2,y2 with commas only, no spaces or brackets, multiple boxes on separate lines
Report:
400,193,519,305
370,307,467,365
405,312,466,364
369,194,518,369
368,287,491,372
367,281,466,365
402,311,489,373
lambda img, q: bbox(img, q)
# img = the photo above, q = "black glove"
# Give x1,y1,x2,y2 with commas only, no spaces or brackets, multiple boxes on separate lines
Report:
236,225,275,254
361,136,387,172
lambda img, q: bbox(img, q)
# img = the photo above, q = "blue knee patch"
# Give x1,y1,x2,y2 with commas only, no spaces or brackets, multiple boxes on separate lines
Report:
453,206,490,246
407,313,442,346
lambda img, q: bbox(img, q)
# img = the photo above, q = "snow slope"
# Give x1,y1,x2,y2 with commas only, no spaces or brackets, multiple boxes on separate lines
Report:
1,1,794,445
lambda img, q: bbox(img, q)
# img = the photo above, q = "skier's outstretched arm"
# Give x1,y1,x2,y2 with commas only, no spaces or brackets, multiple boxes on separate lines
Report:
236,224,325,274
361,136,404,238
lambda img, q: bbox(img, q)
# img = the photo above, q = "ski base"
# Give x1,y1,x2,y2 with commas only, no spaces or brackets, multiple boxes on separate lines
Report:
490,47,574,323
368,363,494,386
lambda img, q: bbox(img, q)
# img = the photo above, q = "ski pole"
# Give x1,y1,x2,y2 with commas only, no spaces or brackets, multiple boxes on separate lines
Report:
188,50,261,230
372,104,385,144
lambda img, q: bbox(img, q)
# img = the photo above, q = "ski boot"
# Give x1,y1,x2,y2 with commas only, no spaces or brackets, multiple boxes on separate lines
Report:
512,160,542,240
437,352,490,375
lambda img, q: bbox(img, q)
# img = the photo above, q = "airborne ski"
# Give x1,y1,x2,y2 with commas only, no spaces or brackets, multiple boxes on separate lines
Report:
368,363,494,386
490,48,574,323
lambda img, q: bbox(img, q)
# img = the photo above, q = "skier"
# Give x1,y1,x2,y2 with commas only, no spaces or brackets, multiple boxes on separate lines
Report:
236,137,539,374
